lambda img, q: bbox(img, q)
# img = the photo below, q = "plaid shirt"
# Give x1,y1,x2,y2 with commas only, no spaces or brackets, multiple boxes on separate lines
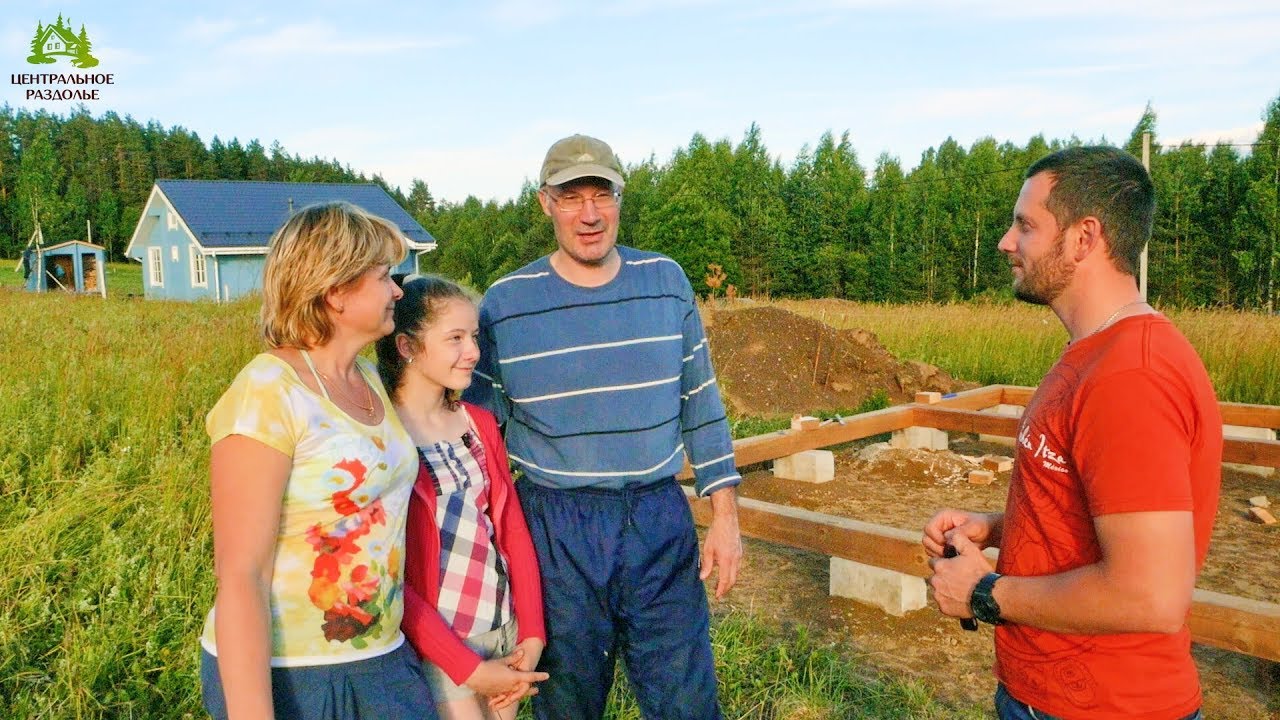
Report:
418,429,512,638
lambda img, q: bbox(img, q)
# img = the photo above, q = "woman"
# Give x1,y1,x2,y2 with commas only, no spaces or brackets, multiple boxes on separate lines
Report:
200,202,437,719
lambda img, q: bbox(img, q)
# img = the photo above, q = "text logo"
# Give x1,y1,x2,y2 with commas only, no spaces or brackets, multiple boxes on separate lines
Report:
27,13,99,68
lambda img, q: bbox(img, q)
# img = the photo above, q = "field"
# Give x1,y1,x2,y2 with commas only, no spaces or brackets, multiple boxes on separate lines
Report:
1,267,1277,719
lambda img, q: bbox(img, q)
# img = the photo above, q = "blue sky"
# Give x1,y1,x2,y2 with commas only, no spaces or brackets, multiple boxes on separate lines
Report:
4,1,1278,203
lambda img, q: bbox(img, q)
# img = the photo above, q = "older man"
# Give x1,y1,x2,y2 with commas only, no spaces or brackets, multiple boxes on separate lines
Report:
925,146,1221,720
465,134,742,719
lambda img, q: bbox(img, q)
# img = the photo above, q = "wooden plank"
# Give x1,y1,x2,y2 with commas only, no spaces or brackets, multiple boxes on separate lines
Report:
1219,402,1280,429
684,488,930,577
1222,437,1280,469
912,406,1020,437
1000,386,1036,406
678,405,916,479
1189,589,1280,662
930,385,1004,411
685,488,1280,661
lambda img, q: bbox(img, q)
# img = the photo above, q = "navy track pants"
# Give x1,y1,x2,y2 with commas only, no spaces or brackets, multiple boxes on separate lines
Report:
518,477,722,720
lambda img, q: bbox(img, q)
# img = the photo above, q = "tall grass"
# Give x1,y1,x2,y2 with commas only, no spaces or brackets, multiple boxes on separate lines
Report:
773,299,1280,406
0,289,978,719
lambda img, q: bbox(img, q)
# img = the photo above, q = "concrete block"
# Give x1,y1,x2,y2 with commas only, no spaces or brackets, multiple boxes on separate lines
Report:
830,557,928,616
979,404,1023,446
983,455,1014,472
969,469,995,485
915,391,942,404
1223,425,1278,477
1249,496,1270,508
1248,507,1277,525
890,426,949,451
772,450,835,484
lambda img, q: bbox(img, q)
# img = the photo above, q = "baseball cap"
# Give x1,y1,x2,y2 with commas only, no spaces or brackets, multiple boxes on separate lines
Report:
540,134,626,189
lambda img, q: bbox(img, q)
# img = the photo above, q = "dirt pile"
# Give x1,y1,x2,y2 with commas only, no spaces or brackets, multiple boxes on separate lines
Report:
706,305,970,416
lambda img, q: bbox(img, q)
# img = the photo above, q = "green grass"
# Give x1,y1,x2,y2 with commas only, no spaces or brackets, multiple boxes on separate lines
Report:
0,290,980,719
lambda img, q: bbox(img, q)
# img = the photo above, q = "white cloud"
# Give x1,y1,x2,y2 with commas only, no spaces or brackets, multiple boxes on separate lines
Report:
1165,122,1265,148
220,21,464,58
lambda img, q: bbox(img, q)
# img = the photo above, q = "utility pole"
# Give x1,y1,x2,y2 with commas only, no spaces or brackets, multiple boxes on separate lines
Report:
1140,132,1150,300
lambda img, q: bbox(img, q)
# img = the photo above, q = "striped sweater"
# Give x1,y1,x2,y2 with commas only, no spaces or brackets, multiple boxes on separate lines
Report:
464,246,741,498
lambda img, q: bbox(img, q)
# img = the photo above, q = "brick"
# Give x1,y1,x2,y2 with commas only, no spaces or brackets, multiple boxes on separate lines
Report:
773,450,835,484
979,404,1023,446
915,391,942,404
1248,507,1277,525
1223,425,1278,478
983,455,1013,472
969,470,995,485
1249,496,1271,508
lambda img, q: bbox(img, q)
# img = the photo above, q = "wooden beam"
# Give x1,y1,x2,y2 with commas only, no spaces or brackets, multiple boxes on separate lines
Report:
911,406,1019,437
685,487,1280,662
1189,589,1280,663
678,405,916,479
931,385,1004,411
1000,386,1036,406
1220,402,1280,429
684,487,930,577
1222,437,1280,469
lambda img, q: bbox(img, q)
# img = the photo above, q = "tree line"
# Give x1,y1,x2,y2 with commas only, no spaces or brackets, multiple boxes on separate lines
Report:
3,93,1278,310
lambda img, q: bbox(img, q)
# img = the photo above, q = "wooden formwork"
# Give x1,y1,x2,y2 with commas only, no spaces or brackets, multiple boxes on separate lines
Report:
681,384,1280,663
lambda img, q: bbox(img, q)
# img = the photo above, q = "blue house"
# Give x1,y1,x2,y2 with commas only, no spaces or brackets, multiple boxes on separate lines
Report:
23,240,107,296
124,180,437,301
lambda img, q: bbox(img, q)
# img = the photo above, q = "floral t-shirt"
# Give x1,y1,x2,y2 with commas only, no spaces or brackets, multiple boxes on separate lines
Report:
200,353,417,667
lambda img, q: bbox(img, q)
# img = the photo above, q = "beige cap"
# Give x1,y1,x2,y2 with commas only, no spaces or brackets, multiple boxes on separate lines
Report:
539,134,625,188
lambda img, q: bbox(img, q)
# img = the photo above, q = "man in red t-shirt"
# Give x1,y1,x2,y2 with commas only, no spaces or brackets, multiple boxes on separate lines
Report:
924,146,1221,720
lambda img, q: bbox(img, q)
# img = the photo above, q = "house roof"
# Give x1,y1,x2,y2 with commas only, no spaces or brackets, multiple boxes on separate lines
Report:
41,24,80,45
41,240,105,254
154,180,436,252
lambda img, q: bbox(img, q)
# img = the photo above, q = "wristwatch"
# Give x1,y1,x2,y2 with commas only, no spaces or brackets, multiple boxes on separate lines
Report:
970,572,1006,625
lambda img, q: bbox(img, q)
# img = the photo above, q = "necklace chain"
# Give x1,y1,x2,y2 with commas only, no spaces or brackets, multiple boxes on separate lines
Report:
1087,300,1146,339
316,368,375,417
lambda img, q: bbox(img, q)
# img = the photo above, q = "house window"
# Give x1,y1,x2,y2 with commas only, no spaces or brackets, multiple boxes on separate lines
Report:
167,211,179,231
190,247,208,288
148,247,164,287
170,246,178,261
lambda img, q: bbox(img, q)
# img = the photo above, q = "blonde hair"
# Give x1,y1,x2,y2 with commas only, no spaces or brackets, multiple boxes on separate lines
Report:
260,201,407,348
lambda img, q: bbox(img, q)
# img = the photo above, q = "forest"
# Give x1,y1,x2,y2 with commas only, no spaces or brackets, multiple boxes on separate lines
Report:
2,92,1277,309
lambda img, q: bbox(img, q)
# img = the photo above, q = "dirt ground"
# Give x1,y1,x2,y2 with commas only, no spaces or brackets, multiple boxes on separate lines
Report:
705,433,1280,719
698,304,1280,718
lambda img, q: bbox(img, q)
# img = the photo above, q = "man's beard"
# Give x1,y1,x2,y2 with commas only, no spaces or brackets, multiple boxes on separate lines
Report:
1013,232,1074,306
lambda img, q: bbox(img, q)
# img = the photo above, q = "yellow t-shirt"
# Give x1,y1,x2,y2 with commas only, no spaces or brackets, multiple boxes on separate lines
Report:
201,353,417,666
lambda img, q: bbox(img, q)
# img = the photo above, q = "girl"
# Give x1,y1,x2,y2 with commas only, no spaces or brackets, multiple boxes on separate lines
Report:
376,275,548,720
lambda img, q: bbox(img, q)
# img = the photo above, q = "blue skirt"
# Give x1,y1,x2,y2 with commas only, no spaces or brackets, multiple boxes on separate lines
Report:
201,641,437,720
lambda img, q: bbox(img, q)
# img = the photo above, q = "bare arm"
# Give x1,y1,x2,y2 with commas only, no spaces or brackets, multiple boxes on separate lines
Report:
699,486,742,599
210,435,290,720
929,510,1195,635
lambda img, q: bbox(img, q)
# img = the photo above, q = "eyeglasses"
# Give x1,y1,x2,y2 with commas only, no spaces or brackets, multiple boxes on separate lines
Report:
547,190,620,213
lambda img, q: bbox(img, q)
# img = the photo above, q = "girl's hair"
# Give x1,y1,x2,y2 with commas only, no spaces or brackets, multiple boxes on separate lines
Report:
260,201,407,348
375,274,478,407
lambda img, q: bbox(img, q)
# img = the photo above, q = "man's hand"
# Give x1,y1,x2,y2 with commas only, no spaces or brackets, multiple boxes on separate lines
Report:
700,487,742,599
923,508,1000,558
926,533,994,618
465,648,548,703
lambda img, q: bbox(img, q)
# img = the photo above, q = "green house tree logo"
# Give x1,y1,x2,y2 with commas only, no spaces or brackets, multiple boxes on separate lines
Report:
27,13,98,68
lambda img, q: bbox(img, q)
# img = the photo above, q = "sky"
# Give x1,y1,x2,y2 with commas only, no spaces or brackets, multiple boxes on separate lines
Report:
3,1,1278,204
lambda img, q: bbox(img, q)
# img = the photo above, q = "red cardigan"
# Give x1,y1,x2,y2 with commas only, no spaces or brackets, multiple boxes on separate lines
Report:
401,402,546,684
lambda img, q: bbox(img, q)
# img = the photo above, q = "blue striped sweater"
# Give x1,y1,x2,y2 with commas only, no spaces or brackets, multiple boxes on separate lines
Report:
463,246,741,498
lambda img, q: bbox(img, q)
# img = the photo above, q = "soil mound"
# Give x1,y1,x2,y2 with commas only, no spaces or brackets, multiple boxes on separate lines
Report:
706,305,969,416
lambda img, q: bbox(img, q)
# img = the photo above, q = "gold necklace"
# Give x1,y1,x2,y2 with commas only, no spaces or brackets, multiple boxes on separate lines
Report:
1087,300,1146,338
315,368,375,418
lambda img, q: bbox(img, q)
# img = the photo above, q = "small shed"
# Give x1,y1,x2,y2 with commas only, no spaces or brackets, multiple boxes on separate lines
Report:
124,180,437,302
23,240,107,296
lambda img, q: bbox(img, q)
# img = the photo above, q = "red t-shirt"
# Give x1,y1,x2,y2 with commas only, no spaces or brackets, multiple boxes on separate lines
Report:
995,314,1222,720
